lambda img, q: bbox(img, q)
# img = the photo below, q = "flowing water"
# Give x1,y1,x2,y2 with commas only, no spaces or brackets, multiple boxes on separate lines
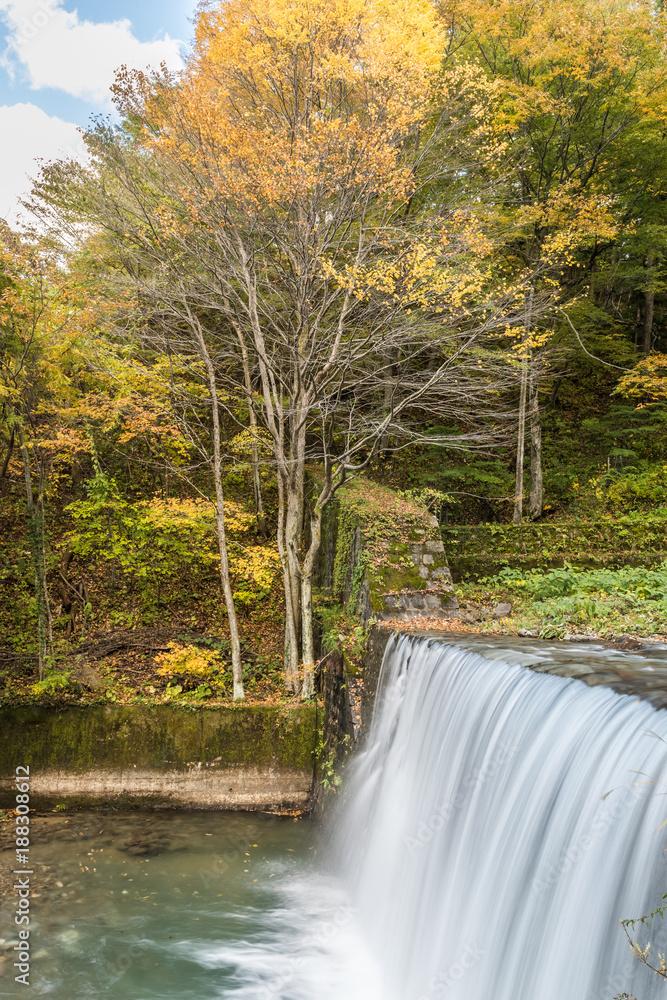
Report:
334,633,667,1000
3,633,667,999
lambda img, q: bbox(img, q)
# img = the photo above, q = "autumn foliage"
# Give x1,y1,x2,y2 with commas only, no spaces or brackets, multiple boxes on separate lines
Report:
3,0,667,702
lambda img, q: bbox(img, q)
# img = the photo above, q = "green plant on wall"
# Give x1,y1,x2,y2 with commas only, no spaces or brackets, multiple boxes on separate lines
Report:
315,732,351,792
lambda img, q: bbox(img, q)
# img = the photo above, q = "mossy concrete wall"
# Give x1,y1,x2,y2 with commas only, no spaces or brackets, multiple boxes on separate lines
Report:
0,704,317,812
442,518,667,580
319,478,459,622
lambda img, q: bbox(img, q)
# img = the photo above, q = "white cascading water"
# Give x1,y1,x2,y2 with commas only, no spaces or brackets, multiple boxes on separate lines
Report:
332,632,667,1000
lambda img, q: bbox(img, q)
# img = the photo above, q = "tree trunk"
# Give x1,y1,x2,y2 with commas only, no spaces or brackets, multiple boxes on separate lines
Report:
275,470,301,692
529,376,543,520
194,332,245,700
644,254,655,354
37,457,54,657
235,330,267,535
17,422,52,679
513,357,528,524
514,288,535,524
1,426,15,478
280,406,308,690
299,506,323,699
107,512,116,594
283,480,305,691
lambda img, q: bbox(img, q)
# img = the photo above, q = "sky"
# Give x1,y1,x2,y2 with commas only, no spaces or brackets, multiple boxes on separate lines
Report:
0,0,194,224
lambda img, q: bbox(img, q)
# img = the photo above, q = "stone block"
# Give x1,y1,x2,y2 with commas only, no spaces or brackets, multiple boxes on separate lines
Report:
422,553,435,565
425,540,445,553
423,595,442,610
493,602,512,618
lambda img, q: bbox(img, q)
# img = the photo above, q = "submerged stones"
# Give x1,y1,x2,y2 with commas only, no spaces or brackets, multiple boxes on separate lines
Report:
120,835,173,857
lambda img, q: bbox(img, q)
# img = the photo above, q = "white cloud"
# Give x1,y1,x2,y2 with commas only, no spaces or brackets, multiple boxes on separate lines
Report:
0,102,85,223
0,0,183,105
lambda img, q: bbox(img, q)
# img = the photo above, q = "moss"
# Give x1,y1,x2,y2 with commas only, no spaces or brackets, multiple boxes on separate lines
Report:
443,517,667,580
367,540,439,598
0,704,317,776
326,479,441,609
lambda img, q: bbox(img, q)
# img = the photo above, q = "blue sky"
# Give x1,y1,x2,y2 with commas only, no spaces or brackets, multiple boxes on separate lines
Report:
0,0,194,222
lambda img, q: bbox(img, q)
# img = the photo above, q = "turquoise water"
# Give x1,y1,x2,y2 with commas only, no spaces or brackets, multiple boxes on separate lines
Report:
0,810,381,999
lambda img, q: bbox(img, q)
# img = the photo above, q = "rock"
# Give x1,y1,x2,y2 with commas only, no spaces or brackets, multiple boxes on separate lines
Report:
517,628,537,637
548,664,595,677
614,635,643,651
70,662,104,691
493,602,512,619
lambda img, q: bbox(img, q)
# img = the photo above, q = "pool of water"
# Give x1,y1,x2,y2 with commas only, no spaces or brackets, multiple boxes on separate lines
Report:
0,811,381,999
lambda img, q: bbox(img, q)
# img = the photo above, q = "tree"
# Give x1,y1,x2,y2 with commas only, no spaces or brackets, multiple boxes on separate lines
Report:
446,0,667,518
28,0,538,695
0,231,90,676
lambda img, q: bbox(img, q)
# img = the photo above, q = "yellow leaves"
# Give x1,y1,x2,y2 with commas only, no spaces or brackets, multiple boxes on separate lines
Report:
197,0,445,107
138,496,277,596
233,546,280,594
509,185,619,266
507,326,554,358
320,214,496,312
141,0,451,216
228,428,273,458
155,642,224,677
614,353,667,404
457,0,663,88
142,496,256,537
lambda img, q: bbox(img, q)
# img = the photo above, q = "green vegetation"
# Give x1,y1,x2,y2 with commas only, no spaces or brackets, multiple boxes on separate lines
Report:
458,565,667,640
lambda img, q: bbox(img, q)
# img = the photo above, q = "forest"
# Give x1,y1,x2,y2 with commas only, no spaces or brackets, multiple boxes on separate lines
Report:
2,0,667,708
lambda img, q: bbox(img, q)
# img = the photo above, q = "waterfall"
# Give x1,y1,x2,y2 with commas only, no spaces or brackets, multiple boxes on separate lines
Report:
333,633,667,1000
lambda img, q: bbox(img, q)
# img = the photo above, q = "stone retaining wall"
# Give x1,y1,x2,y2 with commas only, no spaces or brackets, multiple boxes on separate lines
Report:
442,518,667,580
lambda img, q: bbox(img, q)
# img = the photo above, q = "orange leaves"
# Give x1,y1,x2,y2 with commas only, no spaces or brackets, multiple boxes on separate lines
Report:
137,0,449,218
195,0,445,117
